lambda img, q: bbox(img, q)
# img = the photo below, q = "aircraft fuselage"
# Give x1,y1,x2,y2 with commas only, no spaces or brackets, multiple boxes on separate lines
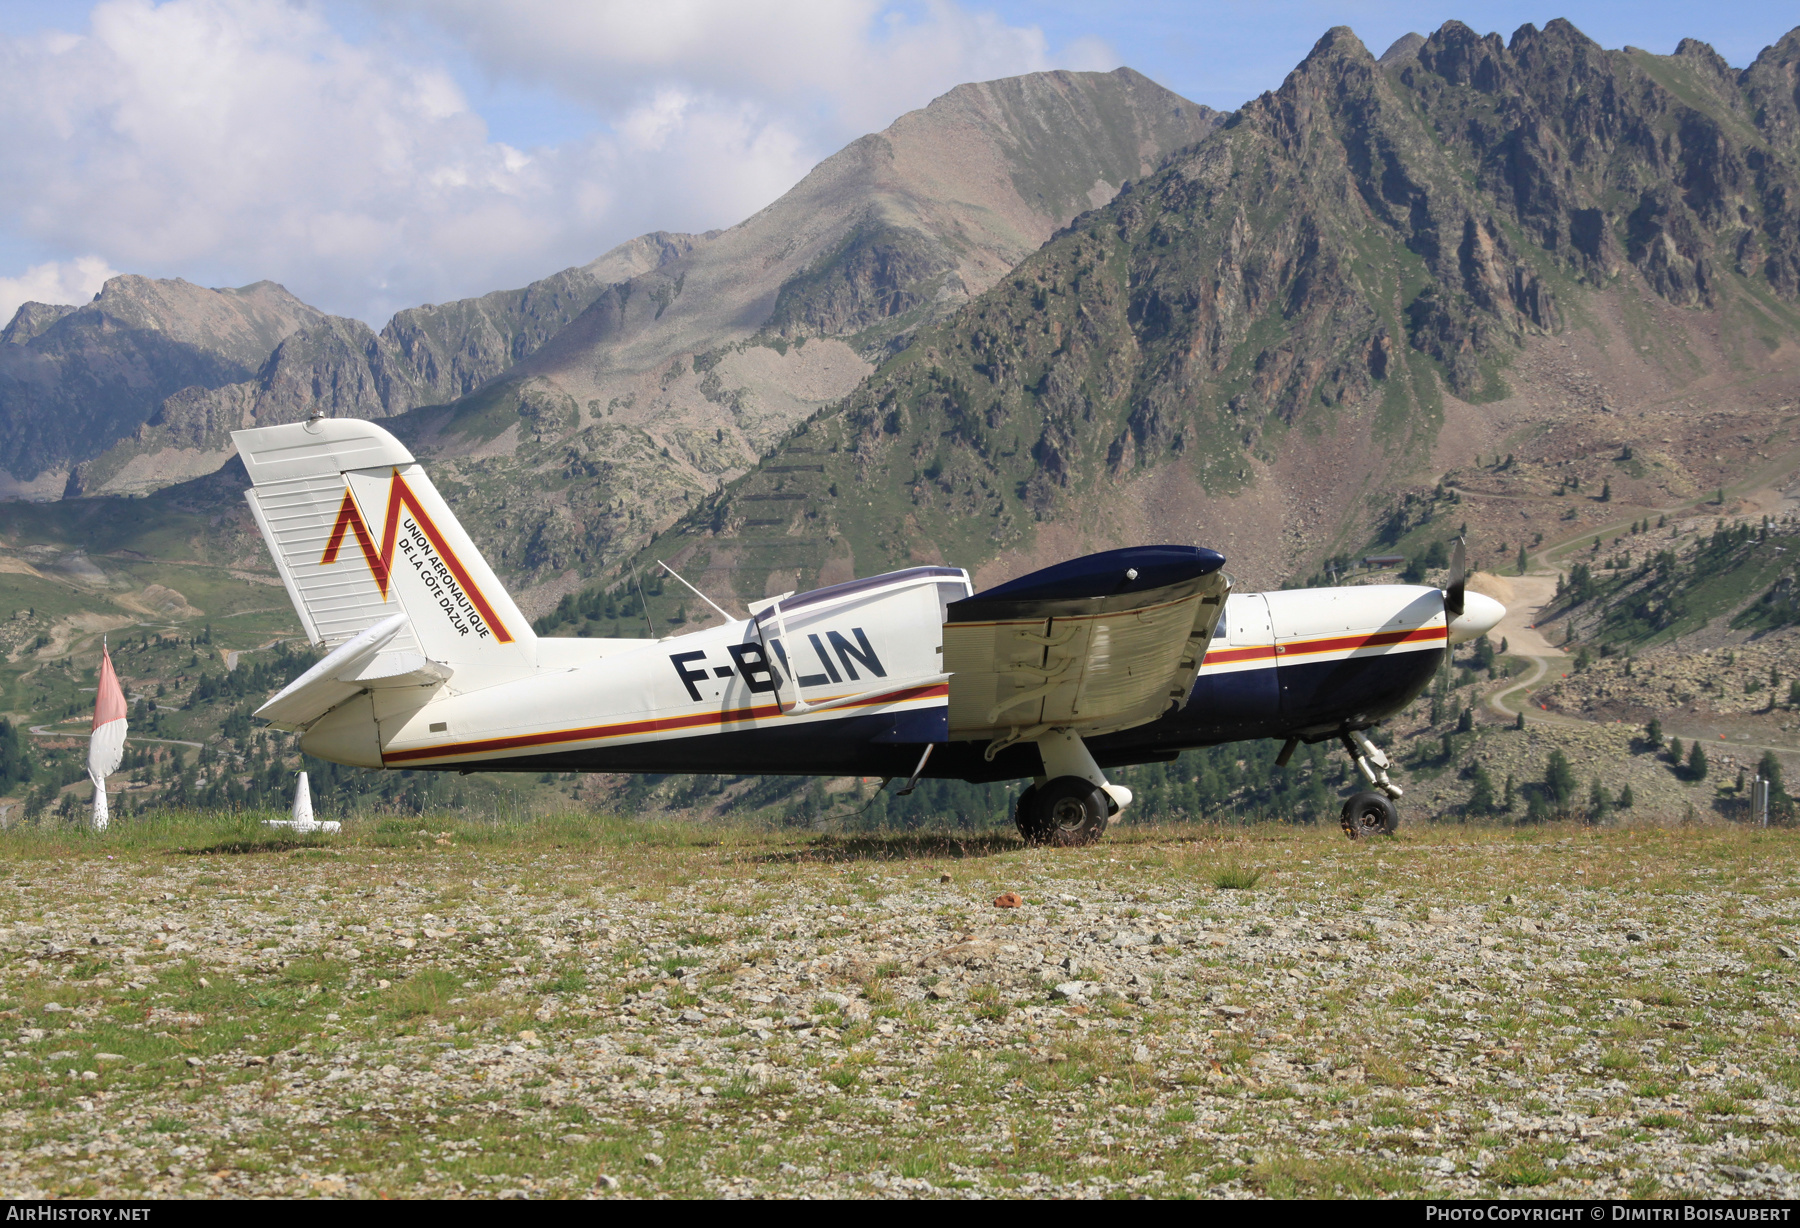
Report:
311,573,1462,784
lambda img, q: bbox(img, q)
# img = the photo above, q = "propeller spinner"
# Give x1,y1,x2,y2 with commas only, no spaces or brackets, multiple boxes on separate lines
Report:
1440,536,1504,644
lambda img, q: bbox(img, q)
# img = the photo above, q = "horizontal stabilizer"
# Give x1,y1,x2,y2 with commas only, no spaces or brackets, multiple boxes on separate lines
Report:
255,613,451,730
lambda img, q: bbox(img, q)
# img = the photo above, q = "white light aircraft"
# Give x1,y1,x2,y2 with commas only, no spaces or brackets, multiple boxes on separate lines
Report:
234,418,1504,843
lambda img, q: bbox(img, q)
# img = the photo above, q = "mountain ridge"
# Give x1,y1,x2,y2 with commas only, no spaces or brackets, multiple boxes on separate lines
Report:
23,67,1218,604
61,230,710,496
288,67,1222,608
0,276,327,495
541,17,1800,635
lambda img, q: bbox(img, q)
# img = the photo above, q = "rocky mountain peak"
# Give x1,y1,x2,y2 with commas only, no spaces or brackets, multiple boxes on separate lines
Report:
1378,33,1426,67
0,302,75,346
0,276,328,491
80,276,325,370
1741,27,1800,148
1307,25,1372,62
1672,37,1735,80
299,67,1229,593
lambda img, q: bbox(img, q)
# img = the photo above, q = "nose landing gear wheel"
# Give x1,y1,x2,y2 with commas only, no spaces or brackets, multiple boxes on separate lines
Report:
1015,776,1110,847
1341,790,1399,839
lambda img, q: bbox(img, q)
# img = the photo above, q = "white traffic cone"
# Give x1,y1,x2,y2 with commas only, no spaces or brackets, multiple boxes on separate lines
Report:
266,771,339,833
291,771,315,830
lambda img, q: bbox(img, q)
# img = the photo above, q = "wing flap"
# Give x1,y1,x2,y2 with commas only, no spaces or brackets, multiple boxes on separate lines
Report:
944,547,1228,740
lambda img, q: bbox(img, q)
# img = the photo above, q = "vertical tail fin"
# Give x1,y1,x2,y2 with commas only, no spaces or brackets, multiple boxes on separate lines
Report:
233,419,534,674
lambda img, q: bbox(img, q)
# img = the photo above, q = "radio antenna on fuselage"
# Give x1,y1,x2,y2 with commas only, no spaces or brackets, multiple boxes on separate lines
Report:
656,560,737,623
630,567,656,639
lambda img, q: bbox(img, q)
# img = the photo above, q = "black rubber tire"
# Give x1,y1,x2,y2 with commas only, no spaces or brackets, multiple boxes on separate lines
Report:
1341,791,1399,839
1011,784,1038,841
1016,776,1111,847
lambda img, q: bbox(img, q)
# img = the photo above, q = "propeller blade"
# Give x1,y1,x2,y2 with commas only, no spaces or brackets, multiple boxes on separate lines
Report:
1445,536,1467,617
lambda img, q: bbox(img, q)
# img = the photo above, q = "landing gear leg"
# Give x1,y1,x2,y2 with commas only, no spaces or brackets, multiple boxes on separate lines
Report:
1339,729,1403,839
1339,729,1403,800
1013,730,1132,847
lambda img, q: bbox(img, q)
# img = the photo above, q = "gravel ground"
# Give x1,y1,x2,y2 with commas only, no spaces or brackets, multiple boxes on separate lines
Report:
0,818,1796,1199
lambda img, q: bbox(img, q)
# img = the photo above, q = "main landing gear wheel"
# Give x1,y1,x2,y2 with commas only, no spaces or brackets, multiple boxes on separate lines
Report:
1015,776,1111,847
1341,791,1399,840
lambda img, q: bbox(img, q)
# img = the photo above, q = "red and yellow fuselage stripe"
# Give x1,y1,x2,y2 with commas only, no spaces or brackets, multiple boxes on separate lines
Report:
1202,624,1445,667
381,681,951,765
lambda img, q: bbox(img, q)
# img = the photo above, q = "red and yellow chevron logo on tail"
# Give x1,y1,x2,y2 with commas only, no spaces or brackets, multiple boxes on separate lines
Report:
322,489,391,595
320,469,514,643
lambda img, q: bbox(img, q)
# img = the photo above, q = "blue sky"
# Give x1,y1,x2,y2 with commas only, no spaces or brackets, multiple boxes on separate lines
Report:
984,2,1799,113
0,1,1792,325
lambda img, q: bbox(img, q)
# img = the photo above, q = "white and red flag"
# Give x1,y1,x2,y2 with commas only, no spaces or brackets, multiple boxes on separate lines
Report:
87,640,127,830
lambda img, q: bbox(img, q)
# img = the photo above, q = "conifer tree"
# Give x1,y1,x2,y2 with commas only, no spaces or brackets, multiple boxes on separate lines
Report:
1757,750,1785,801
1545,750,1577,809
1688,741,1709,781
1589,778,1611,819
0,718,29,795
1469,764,1495,815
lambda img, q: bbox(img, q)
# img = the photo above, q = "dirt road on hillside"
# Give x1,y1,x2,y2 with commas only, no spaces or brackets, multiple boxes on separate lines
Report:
1468,571,1567,722
1472,528,1800,765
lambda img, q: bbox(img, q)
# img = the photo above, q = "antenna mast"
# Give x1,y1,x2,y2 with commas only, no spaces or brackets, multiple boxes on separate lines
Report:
656,560,737,622
630,567,656,639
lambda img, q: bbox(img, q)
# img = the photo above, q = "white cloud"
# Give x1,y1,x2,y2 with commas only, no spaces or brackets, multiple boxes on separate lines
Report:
620,90,695,154
0,0,1104,323
378,0,1078,134
0,255,120,324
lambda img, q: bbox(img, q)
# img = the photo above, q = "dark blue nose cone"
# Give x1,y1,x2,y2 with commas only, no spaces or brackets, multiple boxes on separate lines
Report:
971,545,1226,603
